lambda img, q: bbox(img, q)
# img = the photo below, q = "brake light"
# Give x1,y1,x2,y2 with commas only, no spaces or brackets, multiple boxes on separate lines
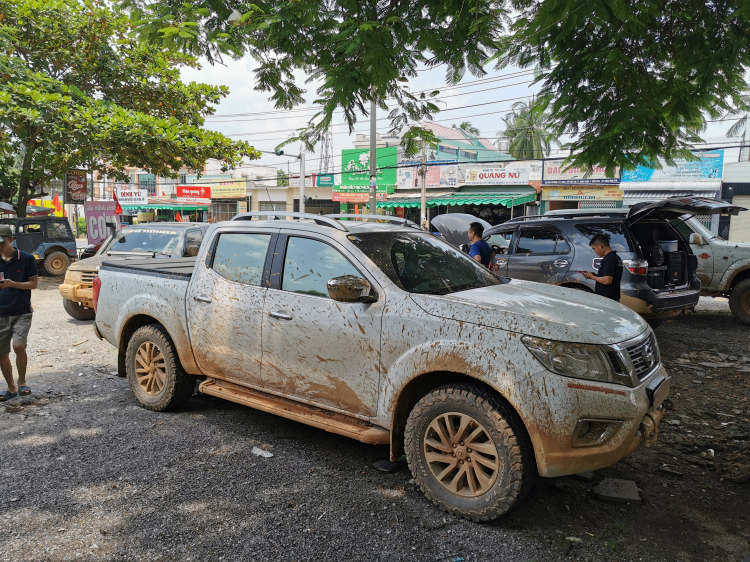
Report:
623,259,648,275
92,276,101,312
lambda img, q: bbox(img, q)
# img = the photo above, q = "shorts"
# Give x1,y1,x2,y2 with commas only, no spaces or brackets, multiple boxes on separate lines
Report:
0,313,33,355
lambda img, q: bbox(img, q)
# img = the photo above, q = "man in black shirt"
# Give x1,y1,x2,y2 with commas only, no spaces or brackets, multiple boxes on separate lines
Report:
583,234,623,301
0,225,38,401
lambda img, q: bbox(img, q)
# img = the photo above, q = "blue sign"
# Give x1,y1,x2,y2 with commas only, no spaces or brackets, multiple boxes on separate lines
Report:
621,150,724,182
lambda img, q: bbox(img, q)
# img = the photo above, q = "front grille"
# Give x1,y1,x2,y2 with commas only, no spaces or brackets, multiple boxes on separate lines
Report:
81,272,98,285
627,334,659,379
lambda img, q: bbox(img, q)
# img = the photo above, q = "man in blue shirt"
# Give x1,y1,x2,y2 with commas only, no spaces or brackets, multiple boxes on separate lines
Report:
0,225,38,401
468,222,492,268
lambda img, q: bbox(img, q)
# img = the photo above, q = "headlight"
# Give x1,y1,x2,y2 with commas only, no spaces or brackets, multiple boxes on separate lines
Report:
522,335,615,383
65,270,82,283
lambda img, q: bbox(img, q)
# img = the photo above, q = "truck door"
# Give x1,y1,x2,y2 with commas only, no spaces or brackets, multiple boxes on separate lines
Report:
260,233,383,418
673,218,714,286
506,227,573,284
16,221,45,254
186,229,277,386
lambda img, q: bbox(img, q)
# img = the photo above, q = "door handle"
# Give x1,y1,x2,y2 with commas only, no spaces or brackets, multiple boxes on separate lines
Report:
193,294,212,304
496,259,508,267
553,259,570,267
269,311,293,321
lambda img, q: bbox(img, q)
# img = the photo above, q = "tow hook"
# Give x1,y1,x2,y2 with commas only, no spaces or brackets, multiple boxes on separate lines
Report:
639,406,666,448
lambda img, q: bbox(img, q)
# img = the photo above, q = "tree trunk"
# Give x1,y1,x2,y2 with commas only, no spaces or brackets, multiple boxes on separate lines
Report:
16,138,38,218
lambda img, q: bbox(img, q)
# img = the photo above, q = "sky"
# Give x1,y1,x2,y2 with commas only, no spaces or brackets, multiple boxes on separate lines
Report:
182,55,745,180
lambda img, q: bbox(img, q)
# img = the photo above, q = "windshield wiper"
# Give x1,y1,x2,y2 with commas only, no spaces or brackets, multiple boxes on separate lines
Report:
420,288,455,295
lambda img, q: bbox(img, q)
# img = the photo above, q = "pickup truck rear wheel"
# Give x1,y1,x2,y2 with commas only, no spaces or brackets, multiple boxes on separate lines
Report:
125,325,194,411
729,279,750,324
43,251,70,276
62,298,95,321
405,384,534,522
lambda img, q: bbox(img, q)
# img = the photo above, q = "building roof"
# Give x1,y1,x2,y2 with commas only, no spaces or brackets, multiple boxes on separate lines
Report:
421,122,513,163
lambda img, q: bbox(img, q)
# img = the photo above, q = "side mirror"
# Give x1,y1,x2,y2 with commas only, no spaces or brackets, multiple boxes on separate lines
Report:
185,245,200,257
327,275,377,303
688,233,704,246
459,243,469,253
490,244,507,255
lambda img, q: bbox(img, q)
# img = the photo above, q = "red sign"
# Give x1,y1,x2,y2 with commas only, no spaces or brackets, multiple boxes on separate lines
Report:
66,169,87,204
333,192,370,203
176,185,212,204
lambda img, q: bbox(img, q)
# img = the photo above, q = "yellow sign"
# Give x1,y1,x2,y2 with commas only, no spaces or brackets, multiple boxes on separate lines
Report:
542,186,623,201
212,180,246,199
137,212,155,222
28,199,64,217
237,201,247,213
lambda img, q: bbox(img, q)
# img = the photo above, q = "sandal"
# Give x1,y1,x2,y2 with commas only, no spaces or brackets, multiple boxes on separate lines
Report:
18,386,31,396
0,390,17,402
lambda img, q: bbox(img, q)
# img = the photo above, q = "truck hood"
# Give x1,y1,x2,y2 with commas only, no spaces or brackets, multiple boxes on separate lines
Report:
409,279,648,345
68,252,166,272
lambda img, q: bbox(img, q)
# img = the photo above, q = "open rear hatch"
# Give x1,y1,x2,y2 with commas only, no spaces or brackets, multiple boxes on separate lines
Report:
626,197,746,224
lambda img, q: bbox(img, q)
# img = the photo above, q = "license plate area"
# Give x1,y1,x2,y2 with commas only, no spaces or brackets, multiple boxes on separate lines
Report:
646,375,671,409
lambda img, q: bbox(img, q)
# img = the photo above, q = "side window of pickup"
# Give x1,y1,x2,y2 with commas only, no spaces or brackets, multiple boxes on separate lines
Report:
515,229,569,255
211,233,272,286
281,237,361,299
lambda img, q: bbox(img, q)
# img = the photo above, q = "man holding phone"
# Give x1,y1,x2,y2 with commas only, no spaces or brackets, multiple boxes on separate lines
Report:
582,233,622,301
0,225,38,401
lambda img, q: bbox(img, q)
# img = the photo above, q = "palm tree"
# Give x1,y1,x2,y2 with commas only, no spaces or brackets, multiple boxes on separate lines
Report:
725,91,750,162
498,95,561,159
452,121,480,137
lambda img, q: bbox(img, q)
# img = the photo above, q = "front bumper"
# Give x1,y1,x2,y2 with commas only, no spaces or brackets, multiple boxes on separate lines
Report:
59,283,93,306
521,365,671,478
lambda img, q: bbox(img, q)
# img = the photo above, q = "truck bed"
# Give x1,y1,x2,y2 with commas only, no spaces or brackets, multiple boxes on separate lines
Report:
100,257,196,279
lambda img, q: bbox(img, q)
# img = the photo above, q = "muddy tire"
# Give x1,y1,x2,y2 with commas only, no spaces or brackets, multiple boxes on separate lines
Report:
405,384,534,522
125,324,194,411
43,251,70,276
646,319,664,330
62,298,95,321
729,279,750,324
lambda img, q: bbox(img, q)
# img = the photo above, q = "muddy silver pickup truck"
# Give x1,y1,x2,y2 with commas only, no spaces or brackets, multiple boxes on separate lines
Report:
92,212,671,521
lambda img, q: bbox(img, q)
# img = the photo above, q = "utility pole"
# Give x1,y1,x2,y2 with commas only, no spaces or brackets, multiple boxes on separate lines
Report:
369,86,377,214
420,140,427,230
299,151,306,213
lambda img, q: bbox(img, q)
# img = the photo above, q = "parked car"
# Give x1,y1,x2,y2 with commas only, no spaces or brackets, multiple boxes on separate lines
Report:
59,223,207,321
93,211,671,521
434,198,743,328
669,216,750,323
79,236,112,261
0,216,77,276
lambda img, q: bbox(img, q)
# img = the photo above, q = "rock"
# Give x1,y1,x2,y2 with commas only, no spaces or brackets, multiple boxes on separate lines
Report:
692,380,703,385
251,446,273,458
658,467,684,478
698,362,738,369
372,459,400,473
717,353,729,360
565,537,583,543
667,419,681,426
592,478,642,504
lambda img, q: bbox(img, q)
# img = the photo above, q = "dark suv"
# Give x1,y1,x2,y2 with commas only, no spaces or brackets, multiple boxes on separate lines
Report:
0,216,77,275
433,198,744,327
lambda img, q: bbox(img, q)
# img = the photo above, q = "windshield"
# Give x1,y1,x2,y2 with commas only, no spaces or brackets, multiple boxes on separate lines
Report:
107,227,183,254
684,217,720,241
349,232,501,295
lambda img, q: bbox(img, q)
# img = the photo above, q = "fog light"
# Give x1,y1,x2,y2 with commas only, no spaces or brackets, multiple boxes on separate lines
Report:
571,418,623,448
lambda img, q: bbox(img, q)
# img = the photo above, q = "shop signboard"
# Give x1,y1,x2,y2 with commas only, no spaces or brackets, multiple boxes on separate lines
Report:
620,150,724,182
84,201,121,245
340,146,398,188
65,169,88,203
542,186,623,201
542,160,620,185
332,192,388,203
212,180,247,198
116,186,149,205
397,166,417,189
316,174,335,187
289,174,315,188
237,201,248,214
176,185,212,204
465,166,530,185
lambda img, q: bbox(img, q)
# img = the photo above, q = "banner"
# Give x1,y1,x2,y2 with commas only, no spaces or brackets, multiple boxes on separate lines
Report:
465,166,530,185
212,180,246,198
289,174,315,188
620,150,724,182
316,174,334,187
332,192,388,203
65,169,88,203
116,186,148,205
176,185,212,204
542,160,620,185
84,201,121,245
542,186,624,201
341,147,398,188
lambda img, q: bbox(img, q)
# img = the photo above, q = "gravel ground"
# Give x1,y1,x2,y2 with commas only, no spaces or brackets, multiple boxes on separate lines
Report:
1,280,748,562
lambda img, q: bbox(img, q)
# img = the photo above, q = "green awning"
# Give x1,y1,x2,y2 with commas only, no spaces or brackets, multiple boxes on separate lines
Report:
377,192,536,209
122,204,210,211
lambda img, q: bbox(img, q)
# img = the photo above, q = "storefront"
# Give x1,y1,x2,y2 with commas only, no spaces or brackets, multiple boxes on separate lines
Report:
541,159,621,213
721,161,750,242
121,202,210,224
209,180,248,221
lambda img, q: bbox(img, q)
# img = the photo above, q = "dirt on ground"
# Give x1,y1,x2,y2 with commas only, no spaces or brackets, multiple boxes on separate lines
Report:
0,277,748,561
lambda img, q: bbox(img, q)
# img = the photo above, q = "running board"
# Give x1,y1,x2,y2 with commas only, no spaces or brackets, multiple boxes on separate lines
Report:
199,378,390,445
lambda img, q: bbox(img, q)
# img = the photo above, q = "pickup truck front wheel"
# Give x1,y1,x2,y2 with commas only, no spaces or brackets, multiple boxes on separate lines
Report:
405,384,534,522
125,325,194,411
729,279,750,325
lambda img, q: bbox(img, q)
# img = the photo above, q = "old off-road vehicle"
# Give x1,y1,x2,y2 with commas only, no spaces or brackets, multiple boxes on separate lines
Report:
0,216,77,276
59,223,207,320
670,217,750,324
93,212,671,521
